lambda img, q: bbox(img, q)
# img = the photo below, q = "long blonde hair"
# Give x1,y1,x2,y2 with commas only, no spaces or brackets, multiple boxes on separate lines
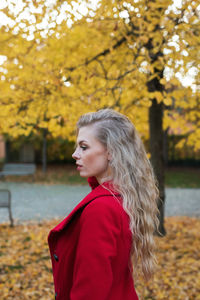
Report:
77,108,159,280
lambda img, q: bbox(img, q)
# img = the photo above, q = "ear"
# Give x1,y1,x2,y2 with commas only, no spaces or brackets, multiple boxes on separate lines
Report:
107,151,112,161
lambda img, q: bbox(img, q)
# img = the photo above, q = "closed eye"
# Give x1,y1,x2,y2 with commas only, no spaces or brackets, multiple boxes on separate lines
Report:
80,145,87,150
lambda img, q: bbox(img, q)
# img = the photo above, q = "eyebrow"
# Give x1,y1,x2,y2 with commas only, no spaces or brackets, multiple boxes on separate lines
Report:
75,140,87,147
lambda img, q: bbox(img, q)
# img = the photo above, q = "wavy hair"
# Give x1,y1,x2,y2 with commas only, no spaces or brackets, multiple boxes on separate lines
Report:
77,108,159,280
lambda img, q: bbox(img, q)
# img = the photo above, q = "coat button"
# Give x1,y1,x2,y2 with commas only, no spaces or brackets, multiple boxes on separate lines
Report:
55,292,57,299
53,254,59,261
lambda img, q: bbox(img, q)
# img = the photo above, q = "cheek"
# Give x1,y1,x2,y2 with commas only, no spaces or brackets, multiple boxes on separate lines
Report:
83,149,108,170
83,151,96,166
90,153,108,171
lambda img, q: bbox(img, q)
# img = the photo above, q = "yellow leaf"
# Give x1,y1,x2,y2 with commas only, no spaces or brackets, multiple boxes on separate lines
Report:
163,97,172,106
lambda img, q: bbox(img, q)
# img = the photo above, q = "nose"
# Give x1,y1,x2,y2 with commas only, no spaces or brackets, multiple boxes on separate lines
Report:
72,148,80,160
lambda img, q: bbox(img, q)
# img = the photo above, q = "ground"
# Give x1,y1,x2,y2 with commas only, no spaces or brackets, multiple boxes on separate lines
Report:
0,217,199,299
1,164,200,188
0,164,200,299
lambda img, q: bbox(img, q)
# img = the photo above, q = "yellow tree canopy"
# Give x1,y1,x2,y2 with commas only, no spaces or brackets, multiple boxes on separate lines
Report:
0,0,199,148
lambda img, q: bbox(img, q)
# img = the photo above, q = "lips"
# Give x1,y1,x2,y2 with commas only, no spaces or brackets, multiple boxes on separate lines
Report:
76,164,83,170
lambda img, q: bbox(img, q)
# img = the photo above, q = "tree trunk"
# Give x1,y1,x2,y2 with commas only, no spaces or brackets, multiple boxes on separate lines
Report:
42,129,47,174
149,99,166,236
163,128,169,166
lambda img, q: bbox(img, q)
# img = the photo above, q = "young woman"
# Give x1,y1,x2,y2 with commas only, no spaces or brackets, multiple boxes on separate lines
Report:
48,109,159,300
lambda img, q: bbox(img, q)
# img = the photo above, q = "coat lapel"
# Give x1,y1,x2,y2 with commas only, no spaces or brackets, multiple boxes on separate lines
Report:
49,178,120,235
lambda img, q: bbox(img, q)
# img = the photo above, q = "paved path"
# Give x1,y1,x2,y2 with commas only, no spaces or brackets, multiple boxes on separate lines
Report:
0,183,199,224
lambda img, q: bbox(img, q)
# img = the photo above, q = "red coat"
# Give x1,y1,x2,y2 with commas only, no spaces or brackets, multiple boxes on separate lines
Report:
48,177,139,300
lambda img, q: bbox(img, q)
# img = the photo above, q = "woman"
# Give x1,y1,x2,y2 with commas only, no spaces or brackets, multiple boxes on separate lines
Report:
48,109,159,300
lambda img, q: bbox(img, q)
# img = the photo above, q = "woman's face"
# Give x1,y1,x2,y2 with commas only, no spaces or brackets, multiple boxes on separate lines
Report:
72,126,110,184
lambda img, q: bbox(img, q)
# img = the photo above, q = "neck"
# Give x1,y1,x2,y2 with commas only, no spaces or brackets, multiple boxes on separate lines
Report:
96,175,113,185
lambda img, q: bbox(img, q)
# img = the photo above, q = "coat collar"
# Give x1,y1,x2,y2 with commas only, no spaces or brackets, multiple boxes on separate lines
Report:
87,176,99,189
49,177,120,235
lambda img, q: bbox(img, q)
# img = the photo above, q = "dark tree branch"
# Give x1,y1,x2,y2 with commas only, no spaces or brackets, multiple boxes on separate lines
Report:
66,31,133,72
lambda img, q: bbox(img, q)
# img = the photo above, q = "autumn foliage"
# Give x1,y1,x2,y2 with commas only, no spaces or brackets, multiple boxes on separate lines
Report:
0,0,199,148
0,217,199,300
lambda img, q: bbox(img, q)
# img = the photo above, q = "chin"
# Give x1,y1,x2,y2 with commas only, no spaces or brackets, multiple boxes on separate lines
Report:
79,171,95,178
79,172,89,178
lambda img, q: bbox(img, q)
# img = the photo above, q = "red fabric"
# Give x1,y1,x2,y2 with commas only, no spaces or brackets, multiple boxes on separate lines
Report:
48,177,139,300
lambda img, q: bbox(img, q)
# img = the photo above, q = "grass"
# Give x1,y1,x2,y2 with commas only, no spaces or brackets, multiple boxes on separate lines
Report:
165,167,200,188
0,164,199,188
0,164,87,185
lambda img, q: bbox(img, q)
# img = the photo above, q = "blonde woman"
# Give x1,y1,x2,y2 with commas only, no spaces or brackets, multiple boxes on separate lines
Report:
48,109,159,300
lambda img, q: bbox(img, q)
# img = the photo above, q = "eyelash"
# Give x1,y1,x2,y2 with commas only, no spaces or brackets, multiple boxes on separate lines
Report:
80,145,87,150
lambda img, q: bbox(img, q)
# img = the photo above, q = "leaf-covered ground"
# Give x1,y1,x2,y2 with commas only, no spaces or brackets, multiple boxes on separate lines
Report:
0,217,199,300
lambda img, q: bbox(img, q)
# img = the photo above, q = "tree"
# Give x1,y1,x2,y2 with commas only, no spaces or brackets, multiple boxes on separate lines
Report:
0,0,199,233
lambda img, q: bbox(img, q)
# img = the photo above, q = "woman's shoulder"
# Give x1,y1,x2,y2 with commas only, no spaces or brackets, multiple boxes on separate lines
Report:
90,193,122,208
80,194,131,239
82,192,127,222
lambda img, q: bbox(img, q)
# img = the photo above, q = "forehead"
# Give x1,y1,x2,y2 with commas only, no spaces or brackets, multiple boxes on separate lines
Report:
77,126,97,143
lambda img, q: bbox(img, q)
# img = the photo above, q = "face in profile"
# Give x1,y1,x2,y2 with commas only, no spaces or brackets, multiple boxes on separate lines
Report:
72,126,110,184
